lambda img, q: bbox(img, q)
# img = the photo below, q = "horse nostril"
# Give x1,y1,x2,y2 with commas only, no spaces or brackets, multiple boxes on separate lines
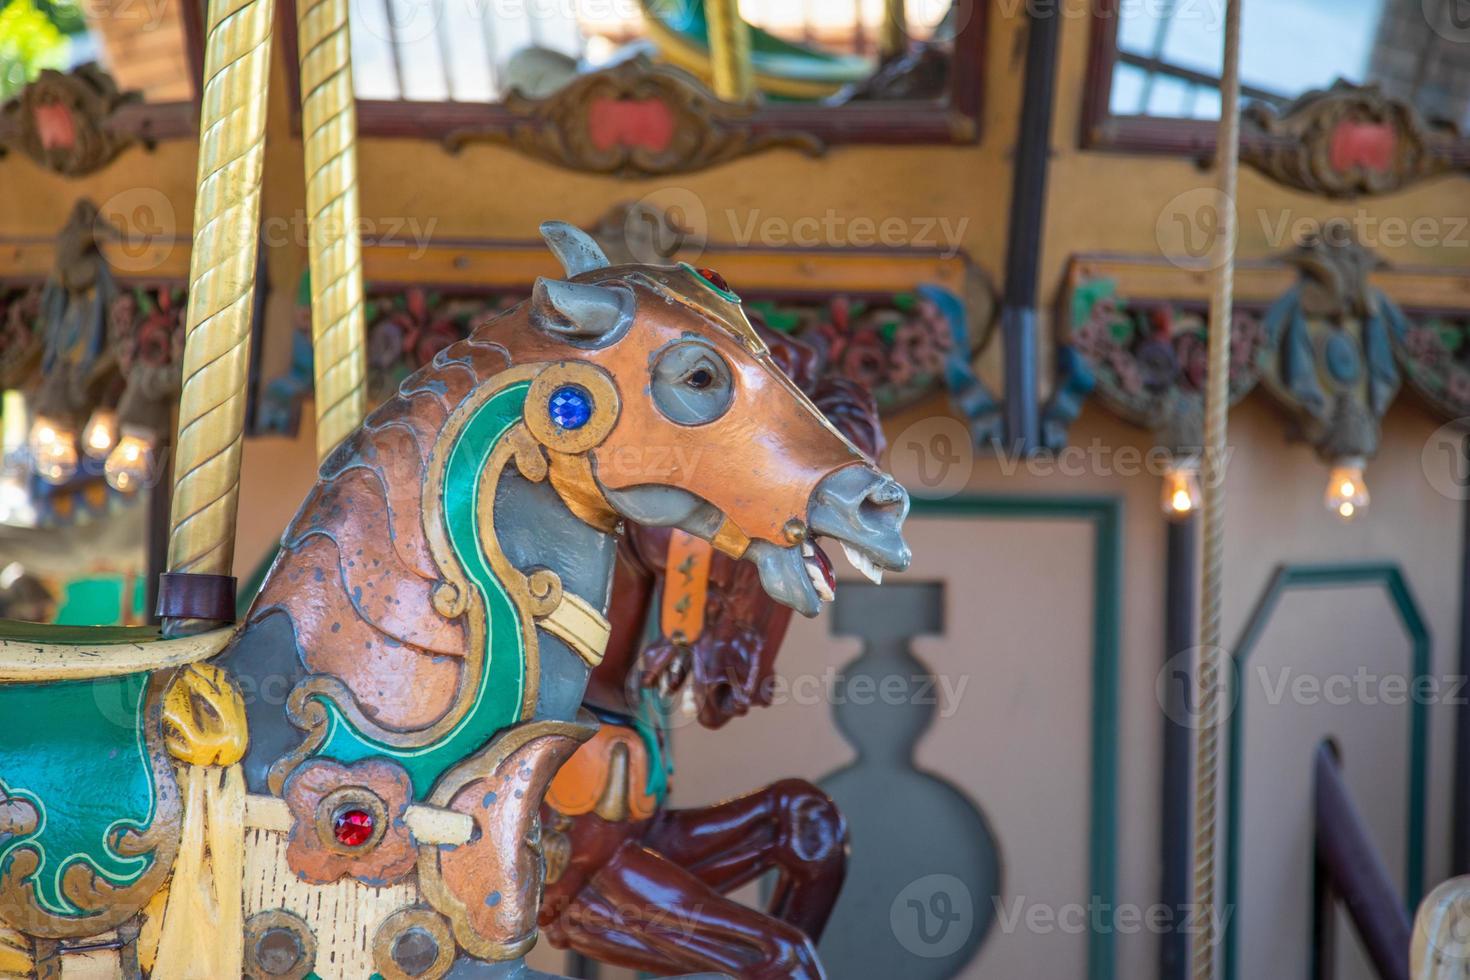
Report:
866,479,906,507
859,478,909,525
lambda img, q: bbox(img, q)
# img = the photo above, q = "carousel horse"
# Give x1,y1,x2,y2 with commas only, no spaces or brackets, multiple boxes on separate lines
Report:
538,326,885,979
0,222,911,980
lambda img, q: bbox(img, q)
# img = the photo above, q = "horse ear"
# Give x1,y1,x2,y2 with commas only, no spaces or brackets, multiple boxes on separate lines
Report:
532,277,632,340
540,220,610,277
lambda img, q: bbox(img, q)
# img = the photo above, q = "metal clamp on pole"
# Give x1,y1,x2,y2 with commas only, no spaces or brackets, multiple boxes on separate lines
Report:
155,571,238,623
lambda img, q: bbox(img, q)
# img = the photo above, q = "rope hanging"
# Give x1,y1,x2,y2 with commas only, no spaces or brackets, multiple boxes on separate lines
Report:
1192,0,1244,978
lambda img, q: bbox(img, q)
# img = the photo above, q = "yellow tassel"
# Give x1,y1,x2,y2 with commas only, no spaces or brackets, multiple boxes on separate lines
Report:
0,925,30,976
152,765,245,979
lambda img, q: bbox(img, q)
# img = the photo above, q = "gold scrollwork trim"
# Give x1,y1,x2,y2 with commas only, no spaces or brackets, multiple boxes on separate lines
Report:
522,362,621,456
243,908,317,980
372,906,456,980
416,718,596,962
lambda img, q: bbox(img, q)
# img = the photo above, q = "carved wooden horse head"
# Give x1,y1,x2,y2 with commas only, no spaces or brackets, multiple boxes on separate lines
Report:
501,221,912,616
211,221,913,975
616,322,891,730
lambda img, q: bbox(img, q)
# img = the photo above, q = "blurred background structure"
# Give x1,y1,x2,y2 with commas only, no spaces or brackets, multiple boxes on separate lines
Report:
2,0,1469,977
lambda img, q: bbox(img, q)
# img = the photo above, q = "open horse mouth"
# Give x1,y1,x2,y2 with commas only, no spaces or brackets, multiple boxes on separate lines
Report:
802,540,837,601
802,537,892,601
752,465,912,617
801,536,890,600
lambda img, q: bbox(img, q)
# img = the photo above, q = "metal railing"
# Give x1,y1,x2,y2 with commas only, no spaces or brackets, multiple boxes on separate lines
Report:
1312,742,1411,980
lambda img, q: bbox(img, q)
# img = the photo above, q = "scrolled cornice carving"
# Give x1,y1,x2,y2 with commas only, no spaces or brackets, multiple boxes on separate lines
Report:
443,57,824,177
1241,80,1465,199
1,65,139,177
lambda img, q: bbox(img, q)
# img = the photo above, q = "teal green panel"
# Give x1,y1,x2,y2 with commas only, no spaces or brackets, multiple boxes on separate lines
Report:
55,576,125,626
310,383,532,799
0,672,159,917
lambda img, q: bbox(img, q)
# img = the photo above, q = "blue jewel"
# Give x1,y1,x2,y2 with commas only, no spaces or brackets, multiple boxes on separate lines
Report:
548,385,593,430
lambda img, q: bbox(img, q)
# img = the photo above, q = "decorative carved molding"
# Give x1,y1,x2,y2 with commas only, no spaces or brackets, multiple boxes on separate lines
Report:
263,278,997,439
1057,231,1470,453
1064,281,1266,450
1394,310,1470,422
1,65,140,177
1255,228,1402,460
443,58,825,176
1241,80,1466,199
0,286,45,390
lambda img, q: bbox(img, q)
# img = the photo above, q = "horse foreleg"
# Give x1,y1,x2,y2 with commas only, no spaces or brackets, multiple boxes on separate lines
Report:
546,839,825,980
642,779,848,941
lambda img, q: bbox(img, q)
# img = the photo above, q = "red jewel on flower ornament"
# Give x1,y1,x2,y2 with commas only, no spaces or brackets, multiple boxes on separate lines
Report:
333,808,375,847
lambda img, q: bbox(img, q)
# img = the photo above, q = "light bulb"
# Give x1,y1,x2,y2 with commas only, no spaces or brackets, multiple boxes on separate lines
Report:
29,417,78,485
2,391,27,457
0,470,35,527
1325,458,1369,522
82,408,119,459
27,416,61,452
105,430,156,493
1161,458,1202,519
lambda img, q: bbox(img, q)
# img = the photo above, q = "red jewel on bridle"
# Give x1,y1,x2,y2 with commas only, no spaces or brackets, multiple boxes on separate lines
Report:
697,267,731,293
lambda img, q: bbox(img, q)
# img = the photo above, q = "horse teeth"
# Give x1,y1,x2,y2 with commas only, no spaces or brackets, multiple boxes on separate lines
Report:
840,541,884,585
804,554,834,602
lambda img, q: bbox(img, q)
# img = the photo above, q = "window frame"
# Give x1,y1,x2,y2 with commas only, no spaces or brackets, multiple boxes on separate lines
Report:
1079,0,1470,163
281,0,987,147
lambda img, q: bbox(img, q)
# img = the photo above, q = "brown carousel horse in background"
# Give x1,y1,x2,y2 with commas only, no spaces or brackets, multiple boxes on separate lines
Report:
538,322,885,979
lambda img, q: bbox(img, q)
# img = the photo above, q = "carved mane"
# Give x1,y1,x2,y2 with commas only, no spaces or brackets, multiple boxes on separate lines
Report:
250,335,513,733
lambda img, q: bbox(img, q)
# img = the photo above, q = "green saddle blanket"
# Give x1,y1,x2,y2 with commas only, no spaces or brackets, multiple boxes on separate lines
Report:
0,671,164,918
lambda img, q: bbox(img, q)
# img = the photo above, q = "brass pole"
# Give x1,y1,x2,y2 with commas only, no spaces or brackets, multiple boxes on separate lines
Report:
165,0,276,578
1192,0,1243,978
706,0,754,102
880,0,908,61
297,0,368,462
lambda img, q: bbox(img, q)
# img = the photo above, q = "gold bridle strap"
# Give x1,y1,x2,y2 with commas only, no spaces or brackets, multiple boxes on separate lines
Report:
661,529,713,644
535,591,612,669
711,515,751,559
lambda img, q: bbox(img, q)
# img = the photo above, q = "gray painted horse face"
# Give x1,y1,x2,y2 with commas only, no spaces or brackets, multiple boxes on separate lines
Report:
531,222,912,616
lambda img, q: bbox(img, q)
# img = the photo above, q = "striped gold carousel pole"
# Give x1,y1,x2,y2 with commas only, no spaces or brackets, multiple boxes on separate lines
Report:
706,0,755,102
880,0,908,61
297,0,369,461
150,2,275,972
1192,0,1243,978
164,0,276,587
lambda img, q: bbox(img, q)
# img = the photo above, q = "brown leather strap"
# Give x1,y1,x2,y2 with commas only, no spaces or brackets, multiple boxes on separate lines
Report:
660,530,712,644
156,572,237,623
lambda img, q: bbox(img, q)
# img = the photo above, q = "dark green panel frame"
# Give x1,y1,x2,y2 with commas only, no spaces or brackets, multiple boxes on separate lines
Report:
913,495,1123,980
1224,563,1430,980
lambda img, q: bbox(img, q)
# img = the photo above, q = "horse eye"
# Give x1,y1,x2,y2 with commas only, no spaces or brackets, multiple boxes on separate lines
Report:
687,368,714,389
